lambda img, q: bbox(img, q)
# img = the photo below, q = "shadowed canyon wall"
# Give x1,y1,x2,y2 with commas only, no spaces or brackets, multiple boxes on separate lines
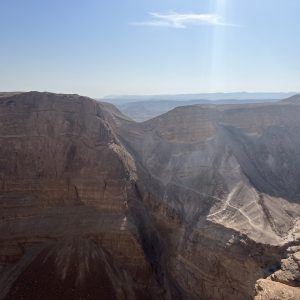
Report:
0,92,299,299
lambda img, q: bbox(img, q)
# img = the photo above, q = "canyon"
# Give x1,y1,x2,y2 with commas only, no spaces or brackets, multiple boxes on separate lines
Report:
0,92,299,299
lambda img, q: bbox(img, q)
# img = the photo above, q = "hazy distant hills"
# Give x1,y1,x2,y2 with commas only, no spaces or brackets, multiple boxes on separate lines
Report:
101,92,297,121
102,92,296,103
0,92,22,98
280,94,300,104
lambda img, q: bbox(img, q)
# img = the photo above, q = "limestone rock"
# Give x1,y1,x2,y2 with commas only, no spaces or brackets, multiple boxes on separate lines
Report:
255,279,300,300
117,100,300,299
1,91,300,299
0,92,162,299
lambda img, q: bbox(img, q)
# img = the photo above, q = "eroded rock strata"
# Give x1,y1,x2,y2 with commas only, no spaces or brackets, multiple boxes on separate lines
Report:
0,92,299,299
0,92,162,299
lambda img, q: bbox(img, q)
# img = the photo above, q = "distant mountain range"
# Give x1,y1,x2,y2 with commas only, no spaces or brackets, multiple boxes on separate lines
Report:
101,92,296,104
100,92,298,122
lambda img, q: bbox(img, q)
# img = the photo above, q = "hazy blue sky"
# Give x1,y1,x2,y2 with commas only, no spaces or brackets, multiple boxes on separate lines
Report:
0,0,299,97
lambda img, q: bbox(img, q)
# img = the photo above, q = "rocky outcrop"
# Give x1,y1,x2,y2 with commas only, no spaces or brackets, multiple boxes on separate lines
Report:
255,279,300,300
0,92,300,299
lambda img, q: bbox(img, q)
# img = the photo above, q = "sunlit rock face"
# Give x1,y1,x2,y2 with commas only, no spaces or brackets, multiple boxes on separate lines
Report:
0,92,300,300
117,101,300,299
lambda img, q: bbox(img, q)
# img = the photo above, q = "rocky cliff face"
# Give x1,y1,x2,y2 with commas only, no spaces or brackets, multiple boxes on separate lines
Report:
117,102,300,299
0,92,163,299
0,92,299,299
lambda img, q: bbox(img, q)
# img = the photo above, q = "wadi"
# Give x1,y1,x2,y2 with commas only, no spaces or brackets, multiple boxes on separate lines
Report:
0,91,299,299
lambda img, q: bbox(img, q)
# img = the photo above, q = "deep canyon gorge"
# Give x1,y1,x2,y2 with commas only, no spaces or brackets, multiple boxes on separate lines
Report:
0,92,299,299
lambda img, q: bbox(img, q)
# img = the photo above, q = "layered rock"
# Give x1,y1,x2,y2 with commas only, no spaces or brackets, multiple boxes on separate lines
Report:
1,92,300,299
116,102,300,299
0,92,162,299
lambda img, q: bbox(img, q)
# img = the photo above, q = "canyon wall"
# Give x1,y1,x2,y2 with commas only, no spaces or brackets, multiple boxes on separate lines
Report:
0,92,163,299
0,92,299,299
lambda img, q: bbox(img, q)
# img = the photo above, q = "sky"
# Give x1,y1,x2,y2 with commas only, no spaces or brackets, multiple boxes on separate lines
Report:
0,0,299,97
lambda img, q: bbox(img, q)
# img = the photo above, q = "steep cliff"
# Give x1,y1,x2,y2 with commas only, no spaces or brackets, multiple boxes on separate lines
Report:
117,102,300,299
0,92,163,299
0,92,299,299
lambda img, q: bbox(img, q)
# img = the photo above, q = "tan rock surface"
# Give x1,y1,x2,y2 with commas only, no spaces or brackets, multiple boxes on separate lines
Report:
0,92,162,299
255,279,300,300
117,100,300,299
1,91,300,299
